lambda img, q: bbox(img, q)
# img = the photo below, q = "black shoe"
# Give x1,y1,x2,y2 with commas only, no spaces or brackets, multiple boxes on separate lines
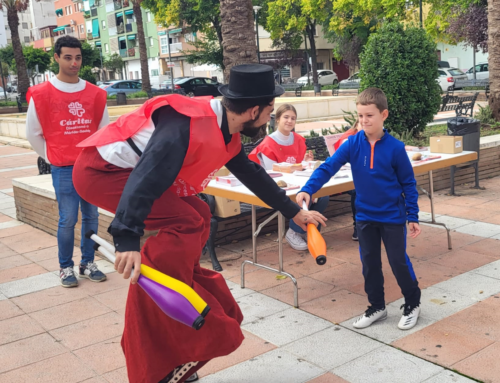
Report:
352,226,358,241
160,362,199,383
79,262,107,282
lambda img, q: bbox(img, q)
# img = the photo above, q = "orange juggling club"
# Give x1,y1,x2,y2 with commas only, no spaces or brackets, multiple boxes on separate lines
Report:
302,201,327,265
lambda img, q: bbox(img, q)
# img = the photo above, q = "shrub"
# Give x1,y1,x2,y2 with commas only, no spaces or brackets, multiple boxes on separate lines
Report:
79,66,97,85
359,22,442,135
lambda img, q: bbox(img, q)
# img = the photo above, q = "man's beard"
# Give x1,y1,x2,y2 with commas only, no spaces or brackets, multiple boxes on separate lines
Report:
241,119,266,138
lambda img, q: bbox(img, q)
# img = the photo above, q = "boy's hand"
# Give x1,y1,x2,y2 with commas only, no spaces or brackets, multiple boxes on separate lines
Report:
115,251,142,284
304,150,314,162
296,192,310,207
408,222,421,238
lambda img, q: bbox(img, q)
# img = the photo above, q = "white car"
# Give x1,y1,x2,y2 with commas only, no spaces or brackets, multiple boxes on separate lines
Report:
437,68,468,92
466,62,489,80
339,72,360,85
297,70,338,86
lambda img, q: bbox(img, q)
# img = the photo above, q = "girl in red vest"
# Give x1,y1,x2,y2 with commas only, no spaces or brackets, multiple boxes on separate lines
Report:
334,120,360,240
249,104,330,251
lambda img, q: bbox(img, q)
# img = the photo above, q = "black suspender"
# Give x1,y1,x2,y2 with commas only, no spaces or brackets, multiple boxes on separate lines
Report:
126,138,143,157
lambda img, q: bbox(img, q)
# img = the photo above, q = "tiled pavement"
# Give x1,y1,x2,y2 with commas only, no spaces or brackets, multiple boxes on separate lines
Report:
1,144,500,382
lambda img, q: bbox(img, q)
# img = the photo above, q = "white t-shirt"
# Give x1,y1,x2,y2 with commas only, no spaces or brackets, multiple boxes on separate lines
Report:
25,77,110,164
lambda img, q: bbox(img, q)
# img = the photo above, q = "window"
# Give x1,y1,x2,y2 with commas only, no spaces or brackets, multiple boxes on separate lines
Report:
438,70,447,77
80,25,85,34
184,33,194,43
316,63,324,70
204,78,217,85
481,64,488,72
449,68,465,76
116,82,130,89
191,78,204,85
149,37,153,47
102,20,106,30
160,36,168,54
74,4,78,12
24,36,30,43
146,12,151,22
105,43,109,52
134,71,139,79
151,69,159,76
22,22,28,29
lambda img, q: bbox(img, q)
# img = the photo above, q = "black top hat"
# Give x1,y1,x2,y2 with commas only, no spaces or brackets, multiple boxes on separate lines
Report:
218,64,285,99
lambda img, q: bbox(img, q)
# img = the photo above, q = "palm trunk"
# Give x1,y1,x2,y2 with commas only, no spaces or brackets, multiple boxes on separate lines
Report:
488,0,500,120
219,0,258,81
7,7,29,100
306,23,318,86
133,1,151,92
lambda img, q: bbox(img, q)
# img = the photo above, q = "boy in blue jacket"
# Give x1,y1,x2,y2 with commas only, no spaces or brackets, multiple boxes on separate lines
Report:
296,88,421,330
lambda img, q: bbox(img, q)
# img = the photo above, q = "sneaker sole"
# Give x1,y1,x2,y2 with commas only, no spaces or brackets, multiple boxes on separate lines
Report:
353,312,388,329
352,237,359,241
60,281,78,288
398,317,419,330
79,274,107,283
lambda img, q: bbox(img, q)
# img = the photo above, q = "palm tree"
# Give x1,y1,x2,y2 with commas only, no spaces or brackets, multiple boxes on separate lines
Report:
219,0,258,80
123,0,151,93
1,0,30,100
488,0,499,119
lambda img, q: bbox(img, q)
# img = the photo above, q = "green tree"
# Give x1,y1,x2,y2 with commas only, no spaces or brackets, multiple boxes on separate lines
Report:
79,66,97,85
10,46,51,85
49,42,102,75
182,28,223,69
266,0,332,86
359,22,441,135
103,53,125,74
0,45,14,69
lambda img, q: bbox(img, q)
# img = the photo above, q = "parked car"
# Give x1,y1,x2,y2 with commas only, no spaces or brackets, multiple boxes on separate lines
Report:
437,68,468,92
466,62,489,80
159,77,192,89
173,77,221,97
102,80,143,95
296,70,339,86
339,72,360,86
0,88,7,99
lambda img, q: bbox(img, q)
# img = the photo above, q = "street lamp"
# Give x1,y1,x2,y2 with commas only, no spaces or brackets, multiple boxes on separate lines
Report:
253,6,262,63
405,1,423,28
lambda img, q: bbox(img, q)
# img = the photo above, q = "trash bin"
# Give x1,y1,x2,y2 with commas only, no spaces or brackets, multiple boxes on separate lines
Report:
447,117,481,194
268,113,276,134
314,84,322,95
116,92,127,105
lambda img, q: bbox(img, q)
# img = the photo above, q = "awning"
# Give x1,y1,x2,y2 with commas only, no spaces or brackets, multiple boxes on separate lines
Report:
168,28,182,34
157,31,166,36
125,10,134,15
89,0,95,7
92,18,99,38
53,25,68,32
95,41,101,46
118,36,126,41
116,12,123,17
127,34,136,40
55,8,63,16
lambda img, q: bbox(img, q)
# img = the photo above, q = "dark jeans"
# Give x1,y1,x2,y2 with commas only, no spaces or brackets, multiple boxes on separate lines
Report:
357,221,421,309
347,190,356,225
51,165,99,269
289,196,329,234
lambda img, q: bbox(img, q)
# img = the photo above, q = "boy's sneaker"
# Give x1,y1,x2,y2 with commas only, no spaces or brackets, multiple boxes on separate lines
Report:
60,267,78,288
352,226,358,241
79,262,107,282
353,306,387,329
286,228,308,251
398,303,420,330
161,362,199,383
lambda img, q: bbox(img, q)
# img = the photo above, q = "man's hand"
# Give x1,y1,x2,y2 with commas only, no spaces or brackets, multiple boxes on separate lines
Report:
296,192,310,208
292,209,327,231
408,222,421,238
304,150,314,162
115,251,142,284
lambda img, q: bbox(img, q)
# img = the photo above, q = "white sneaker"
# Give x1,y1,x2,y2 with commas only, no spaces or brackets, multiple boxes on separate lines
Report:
353,306,387,329
398,304,420,330
286,228,308,251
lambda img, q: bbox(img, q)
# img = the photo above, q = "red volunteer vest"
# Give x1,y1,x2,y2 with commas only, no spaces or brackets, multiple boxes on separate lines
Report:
27,81,107,167
248,132,306,165
78,94,242,197
333,129,357,151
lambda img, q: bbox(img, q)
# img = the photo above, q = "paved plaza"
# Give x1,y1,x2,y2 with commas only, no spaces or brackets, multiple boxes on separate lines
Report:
1,143,500,382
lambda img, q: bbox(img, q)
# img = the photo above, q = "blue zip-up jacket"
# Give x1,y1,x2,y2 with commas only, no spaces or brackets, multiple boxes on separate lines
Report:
301,130,419,224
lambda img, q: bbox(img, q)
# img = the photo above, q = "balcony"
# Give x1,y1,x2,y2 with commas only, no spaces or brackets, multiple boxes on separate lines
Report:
119,47,137,58
169,42,183,54
91,8,98,17
126,23,133,33
114,1,122,10
117,24,125,34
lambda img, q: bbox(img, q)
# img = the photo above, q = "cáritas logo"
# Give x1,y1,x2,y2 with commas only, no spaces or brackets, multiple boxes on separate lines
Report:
68,102,85,117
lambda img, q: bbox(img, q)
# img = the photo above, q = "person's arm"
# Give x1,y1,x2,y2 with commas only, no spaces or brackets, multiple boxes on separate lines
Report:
257,152,278,170
394,144,419,223
98,105,110,129
108,107,190,252
300,139,351,197
25,99,47,161
225,148,300,219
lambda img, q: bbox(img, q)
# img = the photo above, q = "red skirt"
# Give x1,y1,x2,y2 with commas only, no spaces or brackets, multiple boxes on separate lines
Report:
73,147,244,383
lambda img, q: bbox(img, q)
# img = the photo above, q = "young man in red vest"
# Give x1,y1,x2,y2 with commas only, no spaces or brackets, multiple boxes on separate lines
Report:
72,64,327,383
26,36,109,288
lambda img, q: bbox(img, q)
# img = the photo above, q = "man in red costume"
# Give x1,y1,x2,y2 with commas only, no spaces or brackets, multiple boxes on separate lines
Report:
73,64,326,383
26,36,109,288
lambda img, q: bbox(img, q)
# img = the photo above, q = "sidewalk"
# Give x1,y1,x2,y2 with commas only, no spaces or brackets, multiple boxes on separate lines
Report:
1,144,500,382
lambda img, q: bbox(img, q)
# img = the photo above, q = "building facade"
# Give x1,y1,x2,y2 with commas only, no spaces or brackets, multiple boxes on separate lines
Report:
83,0,160,86
4,10,32,46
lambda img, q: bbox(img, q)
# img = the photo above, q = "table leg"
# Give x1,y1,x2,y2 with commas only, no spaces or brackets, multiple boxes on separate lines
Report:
240,209,299,307
418,170,452,250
